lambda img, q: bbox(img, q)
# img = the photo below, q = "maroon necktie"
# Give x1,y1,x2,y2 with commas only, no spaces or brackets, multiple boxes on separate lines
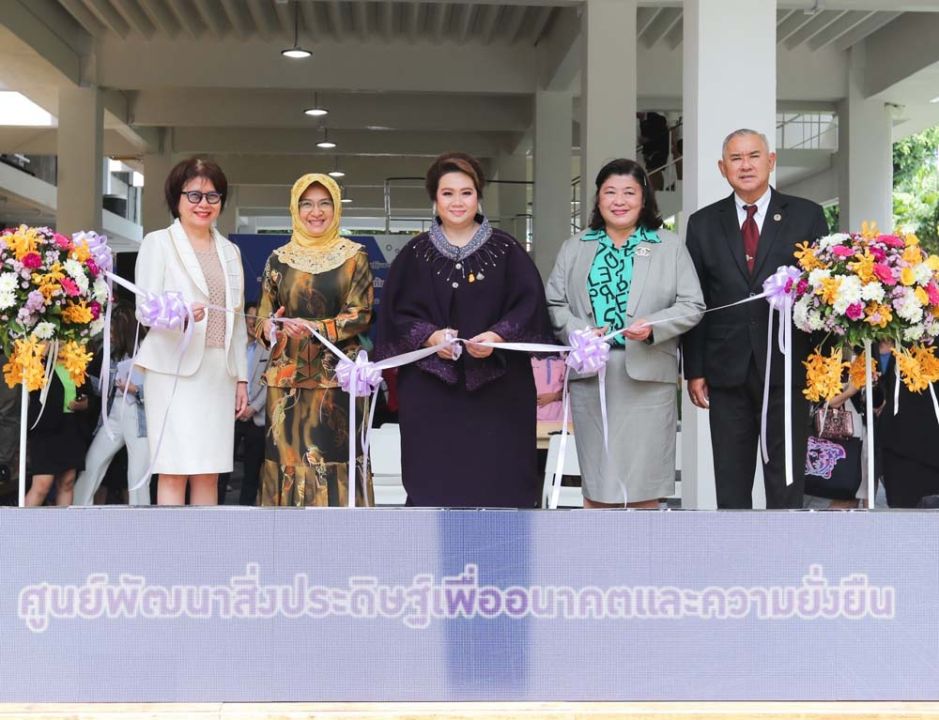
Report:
742,204,759,273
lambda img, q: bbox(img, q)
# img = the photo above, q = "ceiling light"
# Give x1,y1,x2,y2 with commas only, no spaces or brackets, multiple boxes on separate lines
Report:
341,198,352,204
304,91,328,116
316,128,336,149
328,157,344,178
930,96,939,104
281,2,311,59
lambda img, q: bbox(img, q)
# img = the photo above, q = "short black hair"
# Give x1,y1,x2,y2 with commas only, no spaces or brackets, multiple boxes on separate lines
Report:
164,157,228,219
588,158,663,232
425,152,486,201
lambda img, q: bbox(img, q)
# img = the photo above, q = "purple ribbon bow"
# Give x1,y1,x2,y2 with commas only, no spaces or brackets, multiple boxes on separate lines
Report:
336,350,383,398
763,265,802,311
138,291,190,331
565,329,610,375
74,231,113,273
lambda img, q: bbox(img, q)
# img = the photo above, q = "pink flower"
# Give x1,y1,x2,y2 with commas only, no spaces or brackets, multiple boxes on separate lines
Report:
89,301,101,319
880,235,904,248
845,303,864,320
86,258,99,278
928,283,939,306
60,277,80,297
797,279,808,296
832,246,854,258
53,233,72,250
21,252,42,269
870,246,886,262
874,263,896,285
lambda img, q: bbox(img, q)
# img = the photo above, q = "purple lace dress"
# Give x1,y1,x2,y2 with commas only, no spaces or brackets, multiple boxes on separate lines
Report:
375,222,555,508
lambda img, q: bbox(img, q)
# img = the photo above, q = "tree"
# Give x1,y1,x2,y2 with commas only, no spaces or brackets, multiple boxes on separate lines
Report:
893,126,939,255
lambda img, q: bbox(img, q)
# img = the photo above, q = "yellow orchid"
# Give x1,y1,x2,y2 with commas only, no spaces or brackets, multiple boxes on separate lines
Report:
902,244,924,265
848,250,877,284
803,348,848,403
817,276,841,305
58,340,93,385
865,302,893,328
900,267,916,286
61,301,93,325
893,347,928,393
3,337,47,390
860,221,880,240
848,352,877,390
794,242,827,272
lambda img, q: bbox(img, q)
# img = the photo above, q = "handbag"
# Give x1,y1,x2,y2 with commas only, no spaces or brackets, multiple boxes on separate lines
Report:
813,405,854,440
804,435,862,500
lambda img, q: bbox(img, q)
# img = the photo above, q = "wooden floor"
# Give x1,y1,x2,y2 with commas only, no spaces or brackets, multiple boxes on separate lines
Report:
3,703,939,719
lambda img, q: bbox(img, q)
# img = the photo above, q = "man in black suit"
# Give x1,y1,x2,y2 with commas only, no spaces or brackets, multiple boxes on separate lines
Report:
682,129,829,509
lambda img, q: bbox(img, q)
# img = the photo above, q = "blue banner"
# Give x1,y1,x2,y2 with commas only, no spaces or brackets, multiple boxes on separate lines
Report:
0,508,929,702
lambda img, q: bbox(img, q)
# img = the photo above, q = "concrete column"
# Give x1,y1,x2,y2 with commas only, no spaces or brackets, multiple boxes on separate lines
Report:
580,0,637,223
533,90,573,279
142,150,175,234
838,45,893,233
217,185,238,237
680,0,777,509
56,85,103,235
494,154,529,246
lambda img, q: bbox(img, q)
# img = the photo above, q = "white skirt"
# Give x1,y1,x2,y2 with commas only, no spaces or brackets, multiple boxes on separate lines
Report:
143,347,235,475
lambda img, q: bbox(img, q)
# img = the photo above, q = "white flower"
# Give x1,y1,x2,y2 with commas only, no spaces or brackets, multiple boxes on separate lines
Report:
808,268,831,287
807,308,825,331
861,282,885,303
0,290,14,310
92,278,108,303
64,259,83,280
927,320,939,337
914,263,933,285
793,295,813,331
833,275,862,314
0,272,16,294
903,325,925,342
819,233,851,250
895,294,924,323
89,317,105,336
32,322,55,340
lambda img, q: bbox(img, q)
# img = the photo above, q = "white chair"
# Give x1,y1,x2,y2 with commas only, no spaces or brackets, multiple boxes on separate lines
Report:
542,433,583,508
368,424,407,506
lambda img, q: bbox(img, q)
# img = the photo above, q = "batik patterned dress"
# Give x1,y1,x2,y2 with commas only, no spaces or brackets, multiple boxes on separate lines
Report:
256,239,374,506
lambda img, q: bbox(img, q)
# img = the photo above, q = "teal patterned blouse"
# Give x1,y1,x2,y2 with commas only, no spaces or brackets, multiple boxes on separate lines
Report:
584,226,661,346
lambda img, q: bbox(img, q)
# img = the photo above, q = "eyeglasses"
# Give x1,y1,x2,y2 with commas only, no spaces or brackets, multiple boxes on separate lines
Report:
298,199,334,212
180,191,223,205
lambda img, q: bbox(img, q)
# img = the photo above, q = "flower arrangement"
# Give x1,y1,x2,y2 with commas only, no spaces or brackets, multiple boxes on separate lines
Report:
791,222,939,401
0,225,110,391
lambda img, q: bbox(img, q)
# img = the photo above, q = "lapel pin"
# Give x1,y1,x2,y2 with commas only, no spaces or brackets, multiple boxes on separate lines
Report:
773,213,782,222
635,247,651,257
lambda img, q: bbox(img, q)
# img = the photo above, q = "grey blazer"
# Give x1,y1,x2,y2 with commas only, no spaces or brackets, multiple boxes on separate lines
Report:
545,228,705,384
245,340,270,428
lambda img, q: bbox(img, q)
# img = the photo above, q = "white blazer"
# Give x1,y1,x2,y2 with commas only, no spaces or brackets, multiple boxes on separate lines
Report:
134,219,248,381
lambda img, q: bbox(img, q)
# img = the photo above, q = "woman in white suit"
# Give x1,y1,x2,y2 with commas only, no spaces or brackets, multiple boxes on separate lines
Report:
134,157,248,505
546,158,704,508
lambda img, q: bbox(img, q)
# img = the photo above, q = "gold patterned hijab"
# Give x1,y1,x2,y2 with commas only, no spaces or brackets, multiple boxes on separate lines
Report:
289,173,343,248
274,173,360,273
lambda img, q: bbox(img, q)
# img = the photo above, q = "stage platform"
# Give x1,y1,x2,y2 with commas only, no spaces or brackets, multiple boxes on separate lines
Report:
3,702,939,719
1,508,936,704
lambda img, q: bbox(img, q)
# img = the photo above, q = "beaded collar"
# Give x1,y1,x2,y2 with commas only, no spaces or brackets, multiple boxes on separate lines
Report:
428,215,492,261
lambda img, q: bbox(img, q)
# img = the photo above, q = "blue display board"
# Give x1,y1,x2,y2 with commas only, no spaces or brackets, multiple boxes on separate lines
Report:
0,509,928,702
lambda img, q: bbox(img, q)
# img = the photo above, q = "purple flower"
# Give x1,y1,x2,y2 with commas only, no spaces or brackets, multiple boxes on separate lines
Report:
25,290,45,313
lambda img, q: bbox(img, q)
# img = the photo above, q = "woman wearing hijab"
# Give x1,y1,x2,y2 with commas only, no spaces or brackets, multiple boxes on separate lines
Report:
255,174,375,507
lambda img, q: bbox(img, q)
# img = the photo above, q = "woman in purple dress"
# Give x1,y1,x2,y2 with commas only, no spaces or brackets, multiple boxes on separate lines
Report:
376,153,554,508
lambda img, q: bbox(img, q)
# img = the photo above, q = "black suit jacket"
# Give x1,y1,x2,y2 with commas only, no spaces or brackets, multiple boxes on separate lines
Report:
682,188,829,388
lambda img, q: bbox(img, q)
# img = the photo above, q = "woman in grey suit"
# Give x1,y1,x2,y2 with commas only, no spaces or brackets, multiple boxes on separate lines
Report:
546,159,704,508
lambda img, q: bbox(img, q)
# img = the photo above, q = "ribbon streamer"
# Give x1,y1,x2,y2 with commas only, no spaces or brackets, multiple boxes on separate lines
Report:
758,266,801,487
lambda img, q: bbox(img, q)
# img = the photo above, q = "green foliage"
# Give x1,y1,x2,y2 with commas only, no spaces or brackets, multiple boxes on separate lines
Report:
893,127,939,256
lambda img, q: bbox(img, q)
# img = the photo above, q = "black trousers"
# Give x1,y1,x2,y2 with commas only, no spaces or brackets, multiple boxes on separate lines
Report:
218,420,265,506
708,359,809,509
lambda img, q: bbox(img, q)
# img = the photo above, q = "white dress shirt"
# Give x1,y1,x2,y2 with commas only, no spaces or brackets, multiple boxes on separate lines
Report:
733,187,772,233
